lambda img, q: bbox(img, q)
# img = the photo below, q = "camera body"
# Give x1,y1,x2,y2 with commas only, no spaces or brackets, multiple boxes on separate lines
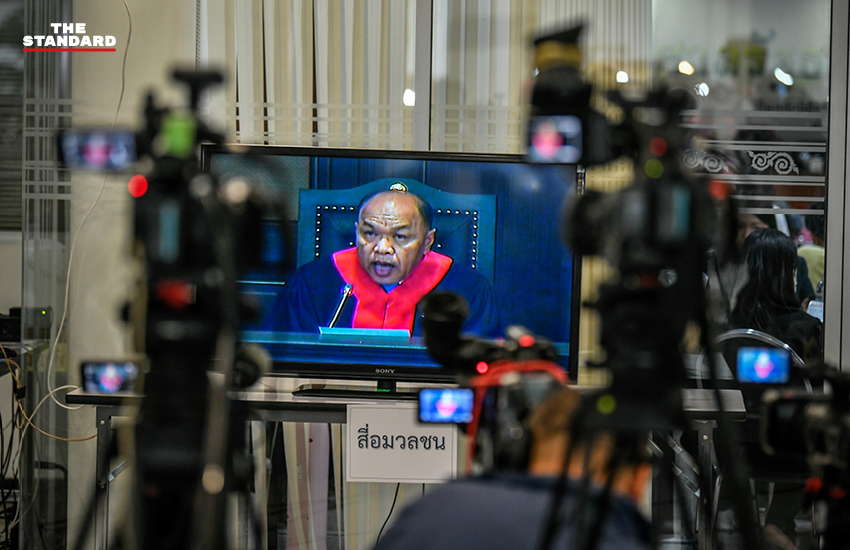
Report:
525,25,737,435
419,291,567,472
528,63,616,168
761,367,850,479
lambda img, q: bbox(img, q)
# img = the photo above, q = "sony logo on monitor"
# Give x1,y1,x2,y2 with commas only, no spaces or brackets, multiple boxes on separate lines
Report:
375,368,395,374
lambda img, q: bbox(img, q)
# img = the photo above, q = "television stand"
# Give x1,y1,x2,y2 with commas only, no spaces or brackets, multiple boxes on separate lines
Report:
292,380,419,401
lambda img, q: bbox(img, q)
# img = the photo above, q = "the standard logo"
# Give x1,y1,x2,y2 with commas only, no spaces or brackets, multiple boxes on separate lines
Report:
23,23,116,52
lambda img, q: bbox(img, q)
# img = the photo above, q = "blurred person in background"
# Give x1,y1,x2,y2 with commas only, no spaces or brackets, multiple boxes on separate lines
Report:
729,227,821,360
796,202,825,293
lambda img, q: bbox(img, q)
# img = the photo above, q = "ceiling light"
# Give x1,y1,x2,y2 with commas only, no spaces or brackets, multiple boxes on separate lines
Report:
774,67,794,86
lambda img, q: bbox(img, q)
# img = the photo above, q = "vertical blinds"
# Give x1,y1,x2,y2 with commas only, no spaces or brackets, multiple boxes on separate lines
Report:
204,0,419,149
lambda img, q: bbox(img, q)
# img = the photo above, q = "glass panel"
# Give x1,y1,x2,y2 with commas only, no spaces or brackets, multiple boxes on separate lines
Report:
430,0,536,153
206,0,418,149
652,2,829,548
654,0,830,334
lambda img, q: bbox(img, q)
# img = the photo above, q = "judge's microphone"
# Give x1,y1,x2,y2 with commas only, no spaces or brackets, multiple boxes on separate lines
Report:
328,284,354,328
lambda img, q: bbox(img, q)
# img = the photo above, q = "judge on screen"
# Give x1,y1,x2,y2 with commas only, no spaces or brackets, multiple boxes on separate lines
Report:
263,187,502,337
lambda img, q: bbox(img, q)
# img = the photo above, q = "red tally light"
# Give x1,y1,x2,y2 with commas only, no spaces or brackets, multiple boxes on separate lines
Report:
649,137,668,157
475,361,489,374
708,179,731,200
128,175,148,198
829,487,848,500
518,335,536,347
805,477,824,493
155,280,194,310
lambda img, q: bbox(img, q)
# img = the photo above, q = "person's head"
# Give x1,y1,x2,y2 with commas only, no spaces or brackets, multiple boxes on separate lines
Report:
742,227,800,309
355,190,436,285
526,387,652,503
736,200,777,247
805,202,825,246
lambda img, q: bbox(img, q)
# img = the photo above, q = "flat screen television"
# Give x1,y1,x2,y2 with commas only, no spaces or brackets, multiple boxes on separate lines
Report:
200,145,581,395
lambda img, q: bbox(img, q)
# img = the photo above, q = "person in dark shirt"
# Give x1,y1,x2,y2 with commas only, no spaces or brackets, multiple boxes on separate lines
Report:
372,385,652,550
264,188,501,337
729,227,822,361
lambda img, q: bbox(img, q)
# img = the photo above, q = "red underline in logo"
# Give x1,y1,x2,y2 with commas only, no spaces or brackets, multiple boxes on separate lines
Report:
23,48,116,52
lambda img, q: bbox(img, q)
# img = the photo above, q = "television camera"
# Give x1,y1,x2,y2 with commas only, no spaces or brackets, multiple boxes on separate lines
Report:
762,366,850,548
527,22,758,550
59,69,274,550
528,25,741,432
420,290,567,473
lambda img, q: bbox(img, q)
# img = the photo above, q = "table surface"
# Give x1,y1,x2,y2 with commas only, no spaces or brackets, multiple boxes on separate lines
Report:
65,379,746,423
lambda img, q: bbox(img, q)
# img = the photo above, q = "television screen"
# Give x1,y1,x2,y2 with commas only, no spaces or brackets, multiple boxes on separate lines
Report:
201,145,580,384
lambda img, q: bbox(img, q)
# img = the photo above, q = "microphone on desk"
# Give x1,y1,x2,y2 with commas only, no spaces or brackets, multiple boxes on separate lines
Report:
328,284,354,328
232,343,271,388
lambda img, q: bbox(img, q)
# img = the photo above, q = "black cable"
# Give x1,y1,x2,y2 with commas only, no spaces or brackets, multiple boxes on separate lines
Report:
375,483,401,544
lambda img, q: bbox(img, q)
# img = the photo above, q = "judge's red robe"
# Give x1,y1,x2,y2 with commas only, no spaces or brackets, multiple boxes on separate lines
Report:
265,248,501,337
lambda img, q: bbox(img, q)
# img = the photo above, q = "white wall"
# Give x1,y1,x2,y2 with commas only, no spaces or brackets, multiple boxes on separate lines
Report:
62,1,195,547
653,0,831,54
653,0,830,95
0,232,22,315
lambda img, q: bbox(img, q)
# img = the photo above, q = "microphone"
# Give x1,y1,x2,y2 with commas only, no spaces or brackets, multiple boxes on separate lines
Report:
328,284,354,328
232,343,271,389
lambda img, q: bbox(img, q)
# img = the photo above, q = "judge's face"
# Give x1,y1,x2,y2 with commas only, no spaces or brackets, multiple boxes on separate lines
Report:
356,193,436,285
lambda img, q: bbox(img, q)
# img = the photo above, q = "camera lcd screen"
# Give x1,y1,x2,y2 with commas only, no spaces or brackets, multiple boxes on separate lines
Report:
81,361,141,394
736,348,790,384
59,128,137,171
418,388,475,423
527,115,583,164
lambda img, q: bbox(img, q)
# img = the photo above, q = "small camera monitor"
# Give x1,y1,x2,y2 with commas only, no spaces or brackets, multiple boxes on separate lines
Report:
736,347,790,384
58,128,137,171
526,115,583,164
81,360,141,394
418,388,475,423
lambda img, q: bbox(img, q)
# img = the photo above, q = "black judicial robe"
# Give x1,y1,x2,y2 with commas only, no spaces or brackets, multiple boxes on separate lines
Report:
262,248,502,338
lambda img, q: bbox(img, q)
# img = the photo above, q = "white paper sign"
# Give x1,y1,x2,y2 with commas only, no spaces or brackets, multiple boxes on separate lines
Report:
346,402,457,483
